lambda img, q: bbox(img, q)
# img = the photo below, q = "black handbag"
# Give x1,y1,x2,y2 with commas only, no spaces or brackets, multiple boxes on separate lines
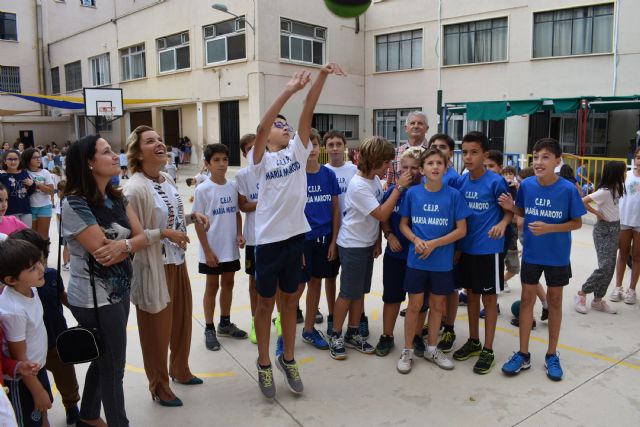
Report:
56,205,104,364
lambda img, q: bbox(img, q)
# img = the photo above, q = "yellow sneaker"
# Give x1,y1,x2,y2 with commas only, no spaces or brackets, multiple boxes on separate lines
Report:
250,317,257,344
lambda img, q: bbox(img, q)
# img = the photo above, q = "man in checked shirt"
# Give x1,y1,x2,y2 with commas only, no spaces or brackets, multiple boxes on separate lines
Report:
384,111,430,188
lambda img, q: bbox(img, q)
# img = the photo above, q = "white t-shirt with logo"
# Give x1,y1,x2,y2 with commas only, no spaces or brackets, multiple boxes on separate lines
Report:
325,162,358,216
249,133,313,245
337,174,384,248
235,166,259,247
28,169,54,208
192,179,240,263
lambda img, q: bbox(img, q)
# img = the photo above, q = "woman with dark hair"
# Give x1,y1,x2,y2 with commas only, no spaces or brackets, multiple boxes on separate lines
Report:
62,135,148,427
0,149,36,227
22,148,55,238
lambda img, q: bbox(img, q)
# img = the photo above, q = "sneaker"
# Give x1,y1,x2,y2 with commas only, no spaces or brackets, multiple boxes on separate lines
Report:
326,315,333,337
273,313,282,336
480,305,500,319
345,334,375,354
296,308,304,324
329,335,347,360
458,291,468,306
574,294,588,314
315,310,323,324
62,263,70,271
396,349,413,374
204,329,220,351
399,308,407,317
609,286,624,302
437,330,456,353
65,405,79,425
302,329,329,350
591,299,618,314
510,318,537,329
453,339,482,361
359,315,370,339
502,352,531,376
412,335,426,358
541,306,549,321
217,323,248,339
249,318,257,344
256,360,276,398
545,353,563,381
275,335,283,358
375,334,395,357
623,288,637,305
276,354,303,394
424,347,454,370
473,349,496,374
503,282,511,293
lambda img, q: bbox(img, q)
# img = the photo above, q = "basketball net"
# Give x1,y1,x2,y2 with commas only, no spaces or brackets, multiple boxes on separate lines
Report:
98,106,116,122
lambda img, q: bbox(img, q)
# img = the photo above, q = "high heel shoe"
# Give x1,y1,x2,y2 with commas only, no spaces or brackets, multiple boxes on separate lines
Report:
152,393,183,407
171,376,203,385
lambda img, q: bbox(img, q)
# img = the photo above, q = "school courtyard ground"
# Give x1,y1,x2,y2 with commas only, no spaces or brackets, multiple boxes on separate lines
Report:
50,163,640,427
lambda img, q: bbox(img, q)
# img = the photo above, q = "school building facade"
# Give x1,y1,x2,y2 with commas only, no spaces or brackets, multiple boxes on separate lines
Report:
1,0,639,165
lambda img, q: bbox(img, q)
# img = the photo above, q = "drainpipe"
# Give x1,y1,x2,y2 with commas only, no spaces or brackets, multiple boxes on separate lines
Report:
611,0,620,95
35,0,46,115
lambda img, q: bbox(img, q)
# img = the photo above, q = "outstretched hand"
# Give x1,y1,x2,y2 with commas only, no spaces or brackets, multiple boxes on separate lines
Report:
285,71,312,94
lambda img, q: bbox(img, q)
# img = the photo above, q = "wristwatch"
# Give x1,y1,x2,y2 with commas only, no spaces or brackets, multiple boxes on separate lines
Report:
397,184,407,193
123,239,132,253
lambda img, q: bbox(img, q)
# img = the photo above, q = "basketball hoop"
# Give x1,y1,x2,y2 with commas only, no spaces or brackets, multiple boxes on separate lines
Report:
98,106,116,122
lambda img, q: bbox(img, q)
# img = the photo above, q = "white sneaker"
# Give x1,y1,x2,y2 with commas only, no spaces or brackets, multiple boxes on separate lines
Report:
574,294,587,314
623,288,637,305
503,282,511,293
609,287,623,302
397,349,413,374
591,299,617,314
424,347,454,370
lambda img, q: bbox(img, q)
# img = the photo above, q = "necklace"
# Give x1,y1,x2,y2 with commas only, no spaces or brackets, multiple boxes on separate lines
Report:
142,171,161,182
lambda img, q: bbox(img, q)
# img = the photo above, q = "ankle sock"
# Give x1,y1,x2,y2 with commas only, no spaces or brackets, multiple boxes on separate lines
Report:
346,326,359,337
283,357,295,364
427,345,436,353
443,324,454,333
259,363,271,369
518,351,530,359
327,314,333,322
206,323,215,331
219,316,231,327
482,347,493,354
470,338,480,344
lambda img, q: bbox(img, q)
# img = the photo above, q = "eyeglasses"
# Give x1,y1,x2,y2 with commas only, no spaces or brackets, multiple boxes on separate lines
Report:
5,158,19,161
273,122,294,132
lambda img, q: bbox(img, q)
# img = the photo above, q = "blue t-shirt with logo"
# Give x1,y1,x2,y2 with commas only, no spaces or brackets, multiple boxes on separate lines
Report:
516,176,586,267
305,166,341,240
400,184,472,271
383,185,411,260
453,170,509,255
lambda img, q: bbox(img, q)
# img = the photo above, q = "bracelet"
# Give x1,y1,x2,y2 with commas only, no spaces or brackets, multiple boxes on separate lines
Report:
396,184,406,193
124,239,132,253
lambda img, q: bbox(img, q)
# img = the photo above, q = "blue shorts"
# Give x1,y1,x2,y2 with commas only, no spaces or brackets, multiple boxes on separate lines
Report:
382,254,407,304
300,235,340,283
31,204,52,218
338,245,374,300
255,234,304,298
403,267,455,296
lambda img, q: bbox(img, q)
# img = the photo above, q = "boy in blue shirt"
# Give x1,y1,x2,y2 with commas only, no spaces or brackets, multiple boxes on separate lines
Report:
397,147,472,373
451,132,512,375
500,138,585,381
298,129,341,351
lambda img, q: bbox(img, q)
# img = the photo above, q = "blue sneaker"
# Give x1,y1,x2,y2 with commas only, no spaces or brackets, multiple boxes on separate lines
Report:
275,335,283,358
502,351,531,376
545,353,563,381
302,329,329,350
458,291,468,306
359,315,370,339
480,304,500,319
329,334,347,360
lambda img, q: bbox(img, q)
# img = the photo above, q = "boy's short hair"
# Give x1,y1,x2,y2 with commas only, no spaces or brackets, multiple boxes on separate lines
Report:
9,228,50,259
487,149,503,167
461,131,489,152
419,146,448,166
357,136,395,174
400,146,425,163
0,240,43,283
310,128,321,145
239,133,256,155
321,130,346,147
203,143,229,162
57,179,66,194
532,138,562,157
518,167,534,180
428,133,455,151
276,114,287,122
502,166,517,176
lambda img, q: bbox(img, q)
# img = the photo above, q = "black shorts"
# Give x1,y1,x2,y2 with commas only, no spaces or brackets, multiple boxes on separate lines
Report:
199,260,241,275
255,234,305,298
382,254,407,304
120,166,127,171
300,235,340,283
459,252,505,295
521,261,572,287
6,367,53,427
245,245,255,276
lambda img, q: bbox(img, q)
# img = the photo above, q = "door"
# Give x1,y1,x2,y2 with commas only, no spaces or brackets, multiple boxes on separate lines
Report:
527,112,550,153
19,130,34,148
220,101,240,166
162,109,181,148
130,110,152,131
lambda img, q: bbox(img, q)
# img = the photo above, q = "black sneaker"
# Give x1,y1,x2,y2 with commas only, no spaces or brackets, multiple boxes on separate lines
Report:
359,315,370,339
412,335,425,358
473,349,496,374
315,309,323,324
344,334,375,354
296,308,304,324
453,339,482,361
204,329,221,351
510,318,537,329
437,330,456,353
375,334,395,357
65,405,79,425
541,307,549,321
217,323,248,339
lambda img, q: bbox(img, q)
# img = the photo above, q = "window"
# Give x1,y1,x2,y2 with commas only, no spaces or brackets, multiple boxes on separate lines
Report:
446,114,505,151
157,31,190,73
64,61,82,92
443,18,507,65
121,44,146,81
81,0,96,7
0,12,17,41
374,108,421,146
533,4,614,58
548,112,608,155
0,66,20,92
280,18,325,66
89,54,110,86
375,30,423,72
203,18,246,65
312,114,359,139
50,67,60,94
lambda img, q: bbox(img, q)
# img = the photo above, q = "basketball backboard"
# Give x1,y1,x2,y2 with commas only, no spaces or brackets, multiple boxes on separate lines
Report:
84,88,124,119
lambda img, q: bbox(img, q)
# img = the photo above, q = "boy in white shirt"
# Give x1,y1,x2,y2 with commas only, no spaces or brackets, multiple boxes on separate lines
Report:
250,64,345,398
193,144,246,351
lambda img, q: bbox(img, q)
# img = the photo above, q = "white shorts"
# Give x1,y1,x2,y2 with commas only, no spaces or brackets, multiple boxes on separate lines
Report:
620,224,640,233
